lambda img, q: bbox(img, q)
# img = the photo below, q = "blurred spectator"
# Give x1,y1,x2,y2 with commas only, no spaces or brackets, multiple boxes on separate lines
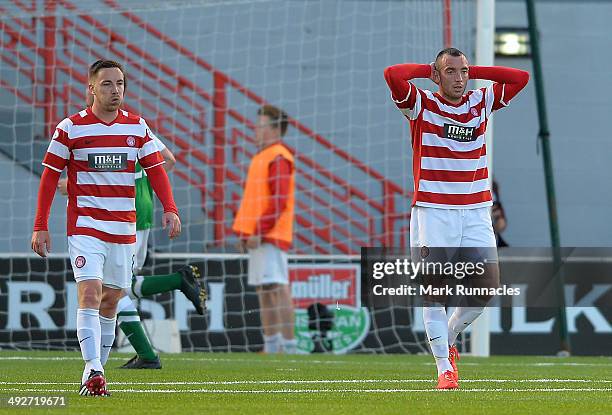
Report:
492,180,508,247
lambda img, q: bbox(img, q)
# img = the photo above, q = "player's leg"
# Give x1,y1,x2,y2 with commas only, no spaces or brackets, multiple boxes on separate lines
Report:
411,206,460,389
133,229,150,275
116,293,161,369
117,229,161,368
279,284,297,353
85,239,136,395
249,243,280,353
98,239,137,369
99,285,124,366
423,281,456,386
256,284,282,353
77,282,110,397
76,280,104,378
447,207,499,378
447,269,498,346
69,235,108,396
272,246,296,354
131,266,206,315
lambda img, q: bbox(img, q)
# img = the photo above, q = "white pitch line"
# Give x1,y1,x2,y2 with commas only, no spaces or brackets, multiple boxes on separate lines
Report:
1,379,611,386
0,356,610,368
0,388,610,394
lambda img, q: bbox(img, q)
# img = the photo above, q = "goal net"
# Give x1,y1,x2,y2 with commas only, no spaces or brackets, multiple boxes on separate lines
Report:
0,0,477,353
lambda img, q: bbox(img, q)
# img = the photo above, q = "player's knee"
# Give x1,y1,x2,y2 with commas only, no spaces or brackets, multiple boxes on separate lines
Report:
260,284,282,305
475,293,495,305
260,283,281,292
99,299,119,317
280,284,293,302
423,295,448,306
79,290,101,309
100,287,123,312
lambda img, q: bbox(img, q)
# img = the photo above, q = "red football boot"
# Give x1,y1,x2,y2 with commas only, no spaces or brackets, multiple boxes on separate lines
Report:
436,370,459,390
449,345,460,380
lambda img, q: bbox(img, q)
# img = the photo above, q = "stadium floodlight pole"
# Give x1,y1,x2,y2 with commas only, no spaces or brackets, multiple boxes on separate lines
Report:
525,0,570,354
470,0,495,358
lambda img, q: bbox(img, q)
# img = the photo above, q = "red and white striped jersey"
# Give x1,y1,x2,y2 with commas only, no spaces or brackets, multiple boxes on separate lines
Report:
42,108,164,244
395,84,507,209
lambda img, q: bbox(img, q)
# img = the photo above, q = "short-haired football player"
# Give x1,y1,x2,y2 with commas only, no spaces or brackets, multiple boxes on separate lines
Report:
385,48,529,389
32,60,181,395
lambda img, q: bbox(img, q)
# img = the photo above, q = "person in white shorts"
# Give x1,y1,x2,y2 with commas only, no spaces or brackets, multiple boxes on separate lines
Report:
385,48,529,389
233,105,297,354
56,93,205,371
32,59,181,396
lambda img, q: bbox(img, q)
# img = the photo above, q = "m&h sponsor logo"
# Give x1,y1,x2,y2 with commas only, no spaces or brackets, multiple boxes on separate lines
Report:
88,153,127,171
443,123,476,142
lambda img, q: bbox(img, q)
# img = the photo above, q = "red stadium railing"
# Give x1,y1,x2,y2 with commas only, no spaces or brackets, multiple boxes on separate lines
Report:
0,0,412,253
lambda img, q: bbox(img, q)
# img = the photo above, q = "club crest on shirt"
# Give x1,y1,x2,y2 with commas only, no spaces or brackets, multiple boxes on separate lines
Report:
470,107,479,117
126,136,136,147
75,256,86,268
443,123,476,142
88,153,128,171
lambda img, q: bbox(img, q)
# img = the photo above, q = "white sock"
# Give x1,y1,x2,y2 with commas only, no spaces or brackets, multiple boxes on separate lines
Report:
77,308,103,383
263,333,282,353
99,315,116,366
82,361,100,385
423,306,452,376
117,294,137,314
282,337,298,354
447,306,485,346
132,275,145,298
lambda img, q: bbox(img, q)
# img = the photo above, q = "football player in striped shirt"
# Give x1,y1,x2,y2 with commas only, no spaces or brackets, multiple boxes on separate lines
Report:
57,92,205,370
384,48,529,389
31,60,181,396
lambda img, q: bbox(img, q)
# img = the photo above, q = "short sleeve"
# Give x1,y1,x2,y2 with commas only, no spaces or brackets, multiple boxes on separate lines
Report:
137,118,165,169
41,119,71,172
140,119,166,152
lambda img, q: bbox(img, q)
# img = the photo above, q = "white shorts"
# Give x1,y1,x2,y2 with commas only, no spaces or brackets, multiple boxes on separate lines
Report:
133,229,150,274
68,235,135,289
247,243,289,286
409,206,497,262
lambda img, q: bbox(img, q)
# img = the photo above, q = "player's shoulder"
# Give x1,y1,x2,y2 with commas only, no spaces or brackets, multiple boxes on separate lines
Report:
61,108,92,129
55,117,74,131
420,89,455,110
66,108,104,128
466,87,487,100
117,110,150,140
135,116,165,146
421,88,436,100
121,111,154,137
53,113,81,136
119,109,146,125
276,142,295,159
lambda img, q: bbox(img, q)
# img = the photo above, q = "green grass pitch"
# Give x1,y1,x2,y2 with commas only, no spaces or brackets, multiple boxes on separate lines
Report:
0,351,610,414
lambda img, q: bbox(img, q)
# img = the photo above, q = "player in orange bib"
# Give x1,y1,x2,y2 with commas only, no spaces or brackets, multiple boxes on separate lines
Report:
233,105,297,354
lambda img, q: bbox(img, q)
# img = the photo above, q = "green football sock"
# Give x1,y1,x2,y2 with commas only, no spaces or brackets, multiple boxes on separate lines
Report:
117,311,158,361
136,272,182,297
